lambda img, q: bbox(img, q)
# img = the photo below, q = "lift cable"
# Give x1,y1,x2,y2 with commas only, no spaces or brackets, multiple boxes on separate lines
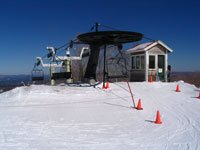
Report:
143,36,156,42
101,24,156,42
99,24,120,31
33,22,156,78
99,23,156,42
89,23,120,32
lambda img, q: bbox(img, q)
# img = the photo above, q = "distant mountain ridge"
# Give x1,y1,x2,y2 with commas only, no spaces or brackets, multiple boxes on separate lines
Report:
0,74,49,86
170,71,200,88
0,75,31,86
0,71,199,87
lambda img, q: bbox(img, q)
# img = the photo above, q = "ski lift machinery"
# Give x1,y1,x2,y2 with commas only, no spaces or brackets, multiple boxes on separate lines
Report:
77,22,144,87
34,46,89,85
32,22,143,86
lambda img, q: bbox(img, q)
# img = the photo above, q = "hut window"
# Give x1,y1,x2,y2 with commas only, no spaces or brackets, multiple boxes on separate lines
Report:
131,55,145,70
149,55,155,69
136,56,140,69
131,56,135,69
141,56,144,69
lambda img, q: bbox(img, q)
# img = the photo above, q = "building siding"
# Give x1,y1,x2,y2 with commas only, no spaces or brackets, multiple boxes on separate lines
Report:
130,70,145,81
130,51,145,56
148,45,166,55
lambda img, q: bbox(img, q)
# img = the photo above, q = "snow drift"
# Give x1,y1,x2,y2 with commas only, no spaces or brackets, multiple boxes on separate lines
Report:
0,81,200,150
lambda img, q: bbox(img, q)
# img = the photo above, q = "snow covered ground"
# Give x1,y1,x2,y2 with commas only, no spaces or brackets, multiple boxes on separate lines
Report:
0,81,200,150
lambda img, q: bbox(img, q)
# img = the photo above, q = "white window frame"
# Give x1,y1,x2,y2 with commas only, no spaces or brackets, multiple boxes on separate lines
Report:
131,55,145,70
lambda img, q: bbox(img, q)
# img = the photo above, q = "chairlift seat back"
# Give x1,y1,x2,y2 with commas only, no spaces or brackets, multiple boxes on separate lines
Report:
52,72,71,80
31,69,44,81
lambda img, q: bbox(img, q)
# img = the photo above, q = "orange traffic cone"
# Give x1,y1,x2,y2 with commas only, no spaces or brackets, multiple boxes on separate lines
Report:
136,99,143,110
176,84,180,92
155,110,162,124
106,81,109,89
198,91,200,99
149,76,153,83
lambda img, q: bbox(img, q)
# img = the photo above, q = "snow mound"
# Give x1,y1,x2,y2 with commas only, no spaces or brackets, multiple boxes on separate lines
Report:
0,82,200,150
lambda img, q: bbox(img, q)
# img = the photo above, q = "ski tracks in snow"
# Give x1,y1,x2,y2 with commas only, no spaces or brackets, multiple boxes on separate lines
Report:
0,82,200,149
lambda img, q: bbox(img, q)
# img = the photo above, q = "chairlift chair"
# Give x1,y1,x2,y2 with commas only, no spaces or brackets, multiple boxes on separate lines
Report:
46,46,88,81
51,63,72,80
51,72,72,80
31,68,44,81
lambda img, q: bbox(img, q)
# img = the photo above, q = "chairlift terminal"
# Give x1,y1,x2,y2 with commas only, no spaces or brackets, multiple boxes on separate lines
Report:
32,22,144,86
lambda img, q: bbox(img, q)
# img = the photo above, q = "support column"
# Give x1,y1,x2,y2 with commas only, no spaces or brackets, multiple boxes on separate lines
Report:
145,51,149,82
66,59,73,83
50,66,55,85
103,45,106,87
84,44,100,81
165,52,168,82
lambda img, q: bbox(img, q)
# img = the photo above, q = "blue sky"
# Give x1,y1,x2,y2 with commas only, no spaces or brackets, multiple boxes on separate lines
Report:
0,0,200,75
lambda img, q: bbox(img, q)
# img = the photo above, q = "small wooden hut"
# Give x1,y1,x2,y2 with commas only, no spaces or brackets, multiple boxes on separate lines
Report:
126,40,173,82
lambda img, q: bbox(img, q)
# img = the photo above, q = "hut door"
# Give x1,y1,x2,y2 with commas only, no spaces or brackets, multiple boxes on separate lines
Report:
157,55,165,81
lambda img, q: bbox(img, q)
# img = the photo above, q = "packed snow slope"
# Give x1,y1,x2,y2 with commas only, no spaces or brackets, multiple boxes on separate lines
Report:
0,81,200,150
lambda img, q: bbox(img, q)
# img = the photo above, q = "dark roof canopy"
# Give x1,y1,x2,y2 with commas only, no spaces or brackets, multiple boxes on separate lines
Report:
77,31,143,46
